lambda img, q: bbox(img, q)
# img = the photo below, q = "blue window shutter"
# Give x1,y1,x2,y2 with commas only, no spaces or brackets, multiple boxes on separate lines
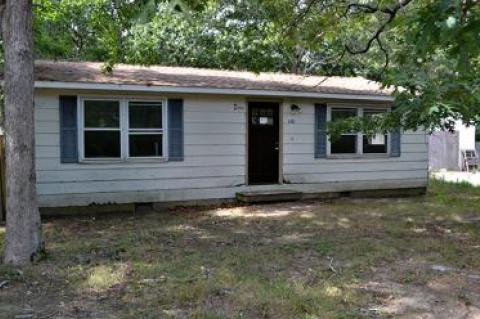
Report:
59,96,78,163
168,99,184,161
391,128,401,157
314,104,327,158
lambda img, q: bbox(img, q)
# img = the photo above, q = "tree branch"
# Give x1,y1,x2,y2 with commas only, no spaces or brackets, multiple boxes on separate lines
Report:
345,3,378,15
376,37,389,80
461,0,480,23
0,0,6,39
345,0,413,55
283,0,321,35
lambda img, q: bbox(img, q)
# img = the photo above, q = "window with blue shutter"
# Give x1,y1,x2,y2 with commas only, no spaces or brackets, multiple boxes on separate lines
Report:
168,99,184,161
314,104,327,158
59,95,78,163
317,105,398,157
60,96,184,162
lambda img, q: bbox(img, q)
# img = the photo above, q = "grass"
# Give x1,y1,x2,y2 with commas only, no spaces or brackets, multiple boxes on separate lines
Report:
1,180,480,318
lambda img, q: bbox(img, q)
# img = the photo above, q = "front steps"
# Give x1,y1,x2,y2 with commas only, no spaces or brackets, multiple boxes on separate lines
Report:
236,189,303,203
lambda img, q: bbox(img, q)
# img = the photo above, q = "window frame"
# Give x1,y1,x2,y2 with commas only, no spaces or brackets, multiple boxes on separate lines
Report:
329,107,360,155
362,108,389,155
78,96,168,162
326,105,391,158
126,99,167,159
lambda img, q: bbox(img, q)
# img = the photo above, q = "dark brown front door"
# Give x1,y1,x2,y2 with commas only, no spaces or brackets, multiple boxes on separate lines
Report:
248,102,280,184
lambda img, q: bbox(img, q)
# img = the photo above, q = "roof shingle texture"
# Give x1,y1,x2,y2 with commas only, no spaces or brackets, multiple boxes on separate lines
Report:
33,60,391,96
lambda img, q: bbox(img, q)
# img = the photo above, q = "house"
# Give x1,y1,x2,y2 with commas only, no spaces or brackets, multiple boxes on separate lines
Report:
429,121,477,171
31,61,428,210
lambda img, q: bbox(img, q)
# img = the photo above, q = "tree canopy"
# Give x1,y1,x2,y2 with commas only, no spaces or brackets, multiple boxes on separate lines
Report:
31,0,480,134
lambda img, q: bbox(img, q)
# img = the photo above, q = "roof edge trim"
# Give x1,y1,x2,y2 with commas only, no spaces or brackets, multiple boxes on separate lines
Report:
34,81,394,102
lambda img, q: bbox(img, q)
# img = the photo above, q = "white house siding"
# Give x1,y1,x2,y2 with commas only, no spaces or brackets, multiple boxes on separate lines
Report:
35,92,248,207
34,91,428,208
282,102,428,189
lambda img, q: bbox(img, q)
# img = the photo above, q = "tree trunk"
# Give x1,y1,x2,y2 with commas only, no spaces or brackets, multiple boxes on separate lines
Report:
3,0,43,265
291,45,305,74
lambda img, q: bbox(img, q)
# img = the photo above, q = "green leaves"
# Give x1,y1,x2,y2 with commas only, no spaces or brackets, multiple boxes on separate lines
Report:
28,0,480,133
339,0,480,132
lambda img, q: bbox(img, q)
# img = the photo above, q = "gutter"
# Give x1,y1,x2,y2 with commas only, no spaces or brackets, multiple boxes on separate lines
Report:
34,81,394,102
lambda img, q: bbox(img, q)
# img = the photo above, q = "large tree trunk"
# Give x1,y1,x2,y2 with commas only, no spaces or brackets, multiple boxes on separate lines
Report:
3,0,43,265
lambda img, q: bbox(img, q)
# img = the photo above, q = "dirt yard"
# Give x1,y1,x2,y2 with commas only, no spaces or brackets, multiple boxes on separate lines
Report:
1,180,480,319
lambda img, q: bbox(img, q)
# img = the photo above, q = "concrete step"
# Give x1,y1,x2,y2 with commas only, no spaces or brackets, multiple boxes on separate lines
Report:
236,189,303,203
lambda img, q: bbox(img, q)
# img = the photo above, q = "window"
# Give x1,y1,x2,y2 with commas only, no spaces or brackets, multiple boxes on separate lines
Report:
83,100,121,158
363,109,388,154
80,98,166,160
128,102,163,157
330,108,358,154
328,106,389,156
251,108,274,126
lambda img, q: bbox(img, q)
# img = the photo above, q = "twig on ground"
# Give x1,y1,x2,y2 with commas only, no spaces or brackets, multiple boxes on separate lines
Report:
38,310,59,319
327,256,337,274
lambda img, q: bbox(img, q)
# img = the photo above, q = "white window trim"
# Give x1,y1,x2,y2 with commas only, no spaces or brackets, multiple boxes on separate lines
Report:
78,96,168,163
126,99,168,160
326,105,391,158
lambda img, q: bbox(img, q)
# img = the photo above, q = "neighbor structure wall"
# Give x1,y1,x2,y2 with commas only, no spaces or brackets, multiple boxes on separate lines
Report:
428,121,476,171
35,91,428,208
457,120,476,150
429,131,461,171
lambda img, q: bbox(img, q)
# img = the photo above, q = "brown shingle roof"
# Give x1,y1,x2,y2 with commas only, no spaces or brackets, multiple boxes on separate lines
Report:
33,60,391,97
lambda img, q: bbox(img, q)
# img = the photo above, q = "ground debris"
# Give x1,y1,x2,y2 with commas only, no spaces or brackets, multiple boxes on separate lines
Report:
138,276,166,284
214,287,234,296
326,256,337,274
463,216,480,223
430,264,456,273
467,274,480,280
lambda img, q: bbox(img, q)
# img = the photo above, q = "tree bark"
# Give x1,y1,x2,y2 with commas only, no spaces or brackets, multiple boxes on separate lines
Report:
3,0,43,265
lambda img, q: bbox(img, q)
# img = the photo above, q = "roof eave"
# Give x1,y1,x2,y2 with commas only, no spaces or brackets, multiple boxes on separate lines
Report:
34,81,394,102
